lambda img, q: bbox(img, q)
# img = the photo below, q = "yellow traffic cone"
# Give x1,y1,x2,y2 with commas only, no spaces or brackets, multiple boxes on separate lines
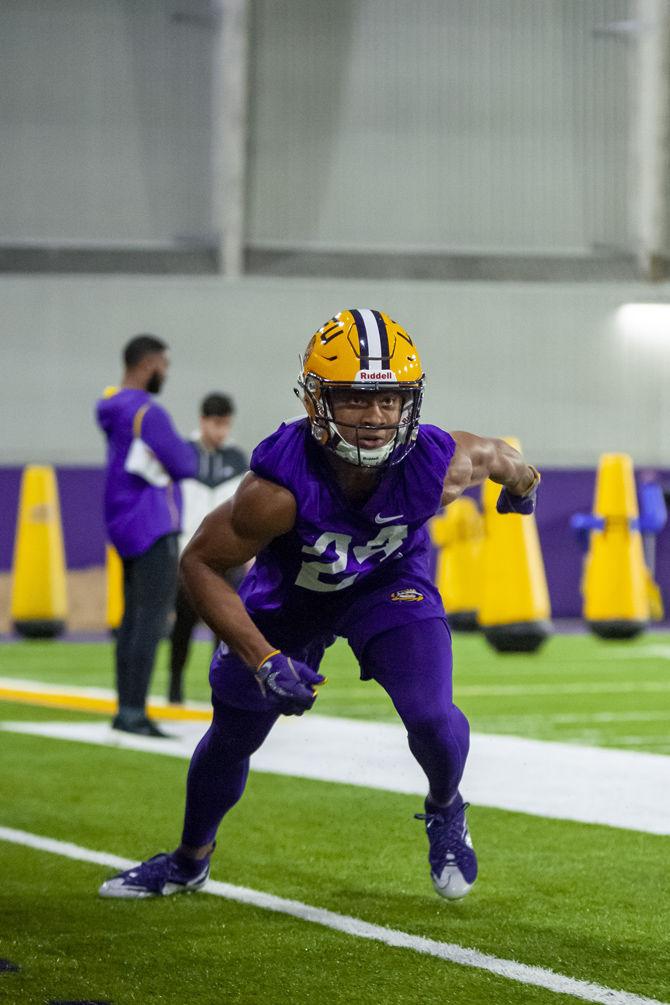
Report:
106,543,124,635
583,453,649,638
11,465,68,638
478,439,551,652
431,497,483,631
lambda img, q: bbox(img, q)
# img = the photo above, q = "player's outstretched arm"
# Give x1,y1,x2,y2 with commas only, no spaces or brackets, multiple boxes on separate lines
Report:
441,431,540,510
180,473,296,669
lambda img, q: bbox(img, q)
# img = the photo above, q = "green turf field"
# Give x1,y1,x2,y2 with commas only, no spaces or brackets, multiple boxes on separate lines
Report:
3,631,670,752
1,633,669,1004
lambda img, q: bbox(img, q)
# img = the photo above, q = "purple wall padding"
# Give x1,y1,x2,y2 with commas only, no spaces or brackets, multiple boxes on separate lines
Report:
0,466,106,572
535,470,596,622
0,468,22,573
1,466,669,618
56,467,107,568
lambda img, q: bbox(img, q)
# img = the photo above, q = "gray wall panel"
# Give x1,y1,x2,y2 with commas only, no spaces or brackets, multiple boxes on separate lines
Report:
0,0,212,243
247,0,631,254
2,1,633,254
1,275,667,466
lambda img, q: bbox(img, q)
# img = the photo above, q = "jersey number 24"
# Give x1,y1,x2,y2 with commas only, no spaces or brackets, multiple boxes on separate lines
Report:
295,525,408,592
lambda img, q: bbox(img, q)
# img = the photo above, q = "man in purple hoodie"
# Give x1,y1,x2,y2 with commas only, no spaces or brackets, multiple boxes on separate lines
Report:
96,334,202,737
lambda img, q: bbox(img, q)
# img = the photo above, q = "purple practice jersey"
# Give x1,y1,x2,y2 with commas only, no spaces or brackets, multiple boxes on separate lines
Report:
213,419,455,695
96,388,198,558
210,419,456,707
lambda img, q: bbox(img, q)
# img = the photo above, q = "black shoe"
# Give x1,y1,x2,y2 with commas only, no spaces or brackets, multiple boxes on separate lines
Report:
99,851,211,898
112,714,173,738
168,688,183,705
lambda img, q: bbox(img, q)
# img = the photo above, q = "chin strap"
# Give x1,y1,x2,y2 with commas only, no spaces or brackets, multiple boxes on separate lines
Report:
328,422,395,467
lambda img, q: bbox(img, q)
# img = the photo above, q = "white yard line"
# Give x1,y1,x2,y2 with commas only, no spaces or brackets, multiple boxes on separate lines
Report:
479,711,670,725
4,673,670,698
458,681,670,696
0,677,121,699
618,645,670,659
4,675,668,726
0,825,665,1005
0,676,211,710
4,715,670,836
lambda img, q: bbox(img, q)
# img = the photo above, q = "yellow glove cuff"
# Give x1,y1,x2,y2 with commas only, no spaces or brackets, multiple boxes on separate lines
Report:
255,649,281,672
522,465,541,497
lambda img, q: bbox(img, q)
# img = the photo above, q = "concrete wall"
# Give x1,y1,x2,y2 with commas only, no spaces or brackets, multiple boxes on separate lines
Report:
248,0,631,254
2,0,631,256
2,275,668,466
1,0,212,244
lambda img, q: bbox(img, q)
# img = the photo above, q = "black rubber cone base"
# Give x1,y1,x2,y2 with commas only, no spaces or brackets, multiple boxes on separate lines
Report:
13,619,66,639
588,620,648,640
483,620,552,653
446,611,479,632
48,1000,112,1004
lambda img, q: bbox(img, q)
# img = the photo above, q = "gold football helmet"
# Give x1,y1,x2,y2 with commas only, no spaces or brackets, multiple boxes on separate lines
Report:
295,308,425,467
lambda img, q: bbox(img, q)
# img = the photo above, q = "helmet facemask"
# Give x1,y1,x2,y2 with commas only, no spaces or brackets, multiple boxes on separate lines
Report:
296,372,424,468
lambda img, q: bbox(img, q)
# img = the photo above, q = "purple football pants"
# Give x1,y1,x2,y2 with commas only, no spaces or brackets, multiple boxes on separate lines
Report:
180,618,469,847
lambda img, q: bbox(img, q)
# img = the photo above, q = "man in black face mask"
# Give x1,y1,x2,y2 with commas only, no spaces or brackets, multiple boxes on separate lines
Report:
97,334,205,737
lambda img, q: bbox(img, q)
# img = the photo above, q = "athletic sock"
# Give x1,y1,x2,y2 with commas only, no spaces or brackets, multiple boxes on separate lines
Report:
171,845,214,878
426,791,462,815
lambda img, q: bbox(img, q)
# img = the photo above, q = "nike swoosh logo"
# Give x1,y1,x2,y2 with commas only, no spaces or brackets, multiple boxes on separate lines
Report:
375,512,404,523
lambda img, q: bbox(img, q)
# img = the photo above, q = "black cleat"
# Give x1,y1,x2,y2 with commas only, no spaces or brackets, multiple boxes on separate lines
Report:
99,852,210,898
112,714,173,738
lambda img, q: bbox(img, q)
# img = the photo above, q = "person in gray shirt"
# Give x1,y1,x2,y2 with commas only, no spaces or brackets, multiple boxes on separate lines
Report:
168,393,248,704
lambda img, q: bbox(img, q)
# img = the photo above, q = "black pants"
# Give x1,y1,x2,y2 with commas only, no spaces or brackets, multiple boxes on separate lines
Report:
168,565,245,703
168,586,201,703
116,533,179,714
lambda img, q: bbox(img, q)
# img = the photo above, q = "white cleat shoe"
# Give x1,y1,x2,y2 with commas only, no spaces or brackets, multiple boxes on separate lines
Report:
415,795,478,901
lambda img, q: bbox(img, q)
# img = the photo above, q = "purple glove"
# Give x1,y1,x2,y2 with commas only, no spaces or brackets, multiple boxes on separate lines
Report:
254,650,325,716
496,467,541,515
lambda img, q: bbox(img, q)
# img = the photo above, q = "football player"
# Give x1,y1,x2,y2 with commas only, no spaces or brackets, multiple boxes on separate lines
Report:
99,309,540,901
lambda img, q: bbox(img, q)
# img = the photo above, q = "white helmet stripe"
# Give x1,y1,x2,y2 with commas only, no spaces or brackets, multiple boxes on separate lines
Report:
359,308,384,361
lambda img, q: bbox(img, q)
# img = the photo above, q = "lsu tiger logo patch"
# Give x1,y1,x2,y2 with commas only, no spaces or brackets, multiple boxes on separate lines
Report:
390,588,424,602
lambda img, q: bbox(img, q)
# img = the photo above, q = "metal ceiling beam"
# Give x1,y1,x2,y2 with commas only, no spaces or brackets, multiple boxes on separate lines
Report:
211,0,249,276
634,0,670,280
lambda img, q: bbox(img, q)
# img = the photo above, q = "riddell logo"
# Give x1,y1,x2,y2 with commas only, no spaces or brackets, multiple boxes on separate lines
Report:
356,370,396,382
